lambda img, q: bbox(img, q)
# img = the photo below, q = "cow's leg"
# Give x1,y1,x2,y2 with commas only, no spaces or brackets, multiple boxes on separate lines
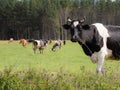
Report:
59,45,61,49
59,43,61,49
96,52,105,76
24,43,27,47
33,47,37,54
42,48,44,54
101,66,105,76
23,42,26,47
39,48,41,54
41,50,43,54
41,48,44,54
23,43,25,47
39,48,43,54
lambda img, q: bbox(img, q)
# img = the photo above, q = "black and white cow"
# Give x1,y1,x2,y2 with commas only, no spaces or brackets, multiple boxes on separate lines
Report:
28,39,48,54
63,17,120,75
51,40,62,51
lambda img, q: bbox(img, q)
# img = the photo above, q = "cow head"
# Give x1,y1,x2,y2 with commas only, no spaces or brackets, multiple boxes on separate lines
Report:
63,17,89,42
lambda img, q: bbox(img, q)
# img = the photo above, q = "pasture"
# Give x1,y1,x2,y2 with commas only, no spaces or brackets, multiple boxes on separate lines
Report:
0,40,120,73
0,40,120,89
0,40,94,72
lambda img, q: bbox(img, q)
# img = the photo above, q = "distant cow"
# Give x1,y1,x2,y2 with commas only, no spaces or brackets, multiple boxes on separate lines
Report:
63,17,120,75
19,39,28,47
8,38,14,43
28,39,48,54
51,40,62,51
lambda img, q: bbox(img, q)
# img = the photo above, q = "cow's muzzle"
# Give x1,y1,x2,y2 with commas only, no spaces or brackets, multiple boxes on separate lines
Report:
71,38,78,42
71,35,79,42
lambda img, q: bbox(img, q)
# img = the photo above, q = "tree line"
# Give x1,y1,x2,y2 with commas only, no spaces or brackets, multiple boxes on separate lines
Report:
0,0,120,40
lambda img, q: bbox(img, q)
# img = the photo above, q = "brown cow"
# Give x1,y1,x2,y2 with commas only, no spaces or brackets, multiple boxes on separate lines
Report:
19,39,28,47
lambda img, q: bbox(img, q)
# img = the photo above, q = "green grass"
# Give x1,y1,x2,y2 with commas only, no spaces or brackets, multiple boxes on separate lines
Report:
0,40,120,73
0,41,120,90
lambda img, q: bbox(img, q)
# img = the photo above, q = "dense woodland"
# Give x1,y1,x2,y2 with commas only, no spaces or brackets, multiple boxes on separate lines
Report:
0,0,120,40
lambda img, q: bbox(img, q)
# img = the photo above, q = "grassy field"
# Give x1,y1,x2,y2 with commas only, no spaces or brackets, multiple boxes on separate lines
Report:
0,40,120,90
0,40,120,73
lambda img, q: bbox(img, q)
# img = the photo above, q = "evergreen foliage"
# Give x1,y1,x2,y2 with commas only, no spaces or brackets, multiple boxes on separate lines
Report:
0,0,119,40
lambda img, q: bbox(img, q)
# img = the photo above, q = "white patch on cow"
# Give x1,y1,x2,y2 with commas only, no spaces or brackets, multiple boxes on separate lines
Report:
72,21,80,39
91,23,110,73
93,23,109,37
54,40,62,45
73,28,79,39
96,52,105,74
35,40,42,47
93,23,109,55
73,21,79,27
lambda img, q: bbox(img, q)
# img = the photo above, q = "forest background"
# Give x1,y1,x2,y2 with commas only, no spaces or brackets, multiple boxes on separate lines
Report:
0,0,120,40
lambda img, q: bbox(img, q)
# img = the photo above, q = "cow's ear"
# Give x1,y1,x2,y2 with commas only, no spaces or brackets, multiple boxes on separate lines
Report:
82,24,90,30
62,24,70,30
80,16,86,23
67,17,72,22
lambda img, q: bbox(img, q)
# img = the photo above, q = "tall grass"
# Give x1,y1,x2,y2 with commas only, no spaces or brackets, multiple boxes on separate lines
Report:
0,66,120,90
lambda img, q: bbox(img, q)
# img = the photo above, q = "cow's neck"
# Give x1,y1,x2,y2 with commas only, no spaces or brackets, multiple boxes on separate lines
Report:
78,40,103,57
78,41,93,56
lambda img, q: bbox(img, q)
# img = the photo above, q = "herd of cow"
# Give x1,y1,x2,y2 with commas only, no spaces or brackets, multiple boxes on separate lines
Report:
19,38,63,54
8,17,120,75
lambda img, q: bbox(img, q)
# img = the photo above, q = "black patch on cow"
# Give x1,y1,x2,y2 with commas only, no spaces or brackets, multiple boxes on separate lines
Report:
106,25,120,59
82,24,90,30
77,25,103,56
33,41,38,46
43,40,48,46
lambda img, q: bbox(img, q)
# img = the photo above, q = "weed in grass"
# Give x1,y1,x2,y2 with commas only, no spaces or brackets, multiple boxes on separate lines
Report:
0,67,119,90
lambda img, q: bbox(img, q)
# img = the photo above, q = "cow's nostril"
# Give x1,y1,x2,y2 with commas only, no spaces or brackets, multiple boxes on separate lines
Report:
75,36,77,39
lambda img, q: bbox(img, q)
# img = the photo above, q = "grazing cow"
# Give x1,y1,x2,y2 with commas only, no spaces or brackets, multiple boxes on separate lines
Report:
28,39,48,54
8,38,14,43
51,40,62,51
19,39,28,47
63,17,120,75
